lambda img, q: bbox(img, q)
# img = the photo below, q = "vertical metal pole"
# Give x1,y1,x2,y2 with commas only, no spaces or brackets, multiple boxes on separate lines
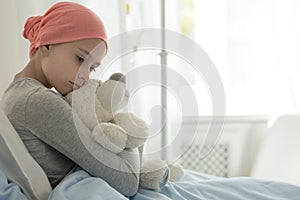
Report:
160,0,168,160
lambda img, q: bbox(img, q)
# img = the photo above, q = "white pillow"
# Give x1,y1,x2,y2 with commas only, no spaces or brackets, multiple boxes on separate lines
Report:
0,109,52,200
251,113,300,184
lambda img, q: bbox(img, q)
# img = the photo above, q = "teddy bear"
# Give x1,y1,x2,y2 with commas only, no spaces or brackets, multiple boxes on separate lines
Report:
65,73,184,191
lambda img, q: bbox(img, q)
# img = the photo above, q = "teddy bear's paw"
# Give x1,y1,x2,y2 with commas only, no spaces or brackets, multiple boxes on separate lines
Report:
139,160,170,191
139,167,169,191
166,161,185,182
92,123,127,153
66,79,99,103
65,79,100,130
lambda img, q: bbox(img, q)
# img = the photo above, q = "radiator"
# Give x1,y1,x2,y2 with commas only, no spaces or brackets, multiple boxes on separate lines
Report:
172,116,268,177
178,143,229,177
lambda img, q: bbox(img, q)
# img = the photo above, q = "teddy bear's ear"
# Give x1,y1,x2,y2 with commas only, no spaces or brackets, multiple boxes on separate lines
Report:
110,73,126,84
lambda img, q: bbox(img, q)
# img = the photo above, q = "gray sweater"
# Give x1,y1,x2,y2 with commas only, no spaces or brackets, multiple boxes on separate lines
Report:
0,78,140,196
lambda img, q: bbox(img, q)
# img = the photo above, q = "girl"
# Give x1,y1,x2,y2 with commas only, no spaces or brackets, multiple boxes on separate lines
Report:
0,2,140,197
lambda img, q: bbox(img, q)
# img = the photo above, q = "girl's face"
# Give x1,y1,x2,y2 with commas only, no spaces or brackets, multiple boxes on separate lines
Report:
41,38,106,95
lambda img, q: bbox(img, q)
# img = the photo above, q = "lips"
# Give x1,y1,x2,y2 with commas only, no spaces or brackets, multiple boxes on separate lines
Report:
70,81,81,89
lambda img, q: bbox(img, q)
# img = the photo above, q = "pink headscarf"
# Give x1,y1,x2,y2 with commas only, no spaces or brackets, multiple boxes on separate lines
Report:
23,2,107,58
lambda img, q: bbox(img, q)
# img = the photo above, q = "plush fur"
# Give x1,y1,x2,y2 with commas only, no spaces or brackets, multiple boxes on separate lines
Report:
66,73,184,191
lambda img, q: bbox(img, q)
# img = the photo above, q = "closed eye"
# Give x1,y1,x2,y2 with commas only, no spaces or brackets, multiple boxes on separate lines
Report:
90,63,100,72
76,56,85,63
90,66,96,72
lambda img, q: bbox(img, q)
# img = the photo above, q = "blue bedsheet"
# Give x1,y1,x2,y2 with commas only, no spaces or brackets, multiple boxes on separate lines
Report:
50,169,300,200
132,170,300,200
0,170,27,200
2,169,300,200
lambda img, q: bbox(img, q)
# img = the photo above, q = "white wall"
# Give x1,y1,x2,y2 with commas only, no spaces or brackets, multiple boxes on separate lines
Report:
0,1,22,96
0,1,55,96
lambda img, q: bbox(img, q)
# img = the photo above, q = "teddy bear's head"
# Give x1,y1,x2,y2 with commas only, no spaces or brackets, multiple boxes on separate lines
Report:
96,73,129,114
66,73,148,150
96,73,148,149
65,73,130,130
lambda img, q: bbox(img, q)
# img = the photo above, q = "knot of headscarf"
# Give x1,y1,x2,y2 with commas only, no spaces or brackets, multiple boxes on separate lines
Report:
22,2,107,58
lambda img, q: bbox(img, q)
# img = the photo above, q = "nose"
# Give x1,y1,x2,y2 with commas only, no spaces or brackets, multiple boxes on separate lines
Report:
75,66,91,88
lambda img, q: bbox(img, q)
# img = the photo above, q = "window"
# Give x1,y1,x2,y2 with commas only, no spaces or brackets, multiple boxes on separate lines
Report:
191,0,300,115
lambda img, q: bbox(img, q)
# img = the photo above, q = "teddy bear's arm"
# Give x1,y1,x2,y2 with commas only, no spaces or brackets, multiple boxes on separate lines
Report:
92,123,128,154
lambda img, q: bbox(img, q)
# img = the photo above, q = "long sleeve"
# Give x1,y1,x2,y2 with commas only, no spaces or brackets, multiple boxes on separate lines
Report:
25,88,140,196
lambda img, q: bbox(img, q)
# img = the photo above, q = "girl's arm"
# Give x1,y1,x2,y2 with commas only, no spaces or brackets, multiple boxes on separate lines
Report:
25,88,140,196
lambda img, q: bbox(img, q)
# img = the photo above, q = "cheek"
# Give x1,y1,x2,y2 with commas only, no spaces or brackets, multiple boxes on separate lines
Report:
56,57,78,79
43,54,60,72
70,63,82,81
41,57,53,78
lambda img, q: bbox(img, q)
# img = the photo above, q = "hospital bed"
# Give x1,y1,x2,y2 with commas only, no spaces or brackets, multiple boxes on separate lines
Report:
0,108,51,199
1,108,300,200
